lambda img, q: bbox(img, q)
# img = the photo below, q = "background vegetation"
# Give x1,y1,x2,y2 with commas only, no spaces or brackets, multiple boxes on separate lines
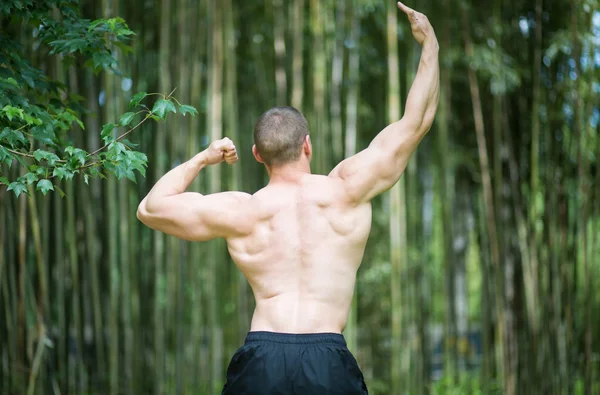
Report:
1,0,599,394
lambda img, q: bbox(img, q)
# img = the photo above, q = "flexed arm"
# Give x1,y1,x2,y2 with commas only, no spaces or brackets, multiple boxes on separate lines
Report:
137,138,253,241
330,2,439,204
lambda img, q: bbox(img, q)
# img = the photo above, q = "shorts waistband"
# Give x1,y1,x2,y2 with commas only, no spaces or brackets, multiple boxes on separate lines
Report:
245,331,346,346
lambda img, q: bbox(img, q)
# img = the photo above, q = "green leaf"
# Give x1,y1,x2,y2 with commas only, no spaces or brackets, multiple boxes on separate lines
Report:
121,139,139,148
53,167,75,181
119,112,136,126
7,181,28,198
31,124,57,146
152,99,177,119
149,115,161,122
179,105,198,118
23,172,38,184
129,92,147,108
101,123,116,139
84,174,90,185
65,147,87,166
33,150,60,166
125,169,137,183
0,127,28,147
108,142,127,156
0,146,13,165
0,176,10,185
36,179,54,196
6,77,19,88
125,150,148,177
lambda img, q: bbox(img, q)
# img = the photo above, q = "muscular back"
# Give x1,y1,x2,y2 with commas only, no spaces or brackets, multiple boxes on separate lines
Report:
227,174,371,333
137,4,439,335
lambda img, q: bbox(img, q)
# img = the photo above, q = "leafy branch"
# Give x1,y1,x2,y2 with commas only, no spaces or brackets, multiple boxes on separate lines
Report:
0,91,198,197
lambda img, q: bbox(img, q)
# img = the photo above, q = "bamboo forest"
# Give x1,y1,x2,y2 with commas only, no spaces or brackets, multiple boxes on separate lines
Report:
1,0,599,394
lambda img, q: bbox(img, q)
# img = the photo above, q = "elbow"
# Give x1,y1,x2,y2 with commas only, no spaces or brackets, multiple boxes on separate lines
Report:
136,205,146,222
136,198,152,224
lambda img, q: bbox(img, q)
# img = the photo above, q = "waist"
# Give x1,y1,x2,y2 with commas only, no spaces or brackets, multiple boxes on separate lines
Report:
245,331,347,347
250,295,350,333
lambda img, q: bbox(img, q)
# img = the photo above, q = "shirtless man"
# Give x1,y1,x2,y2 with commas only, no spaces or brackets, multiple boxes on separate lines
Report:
137,2,438,394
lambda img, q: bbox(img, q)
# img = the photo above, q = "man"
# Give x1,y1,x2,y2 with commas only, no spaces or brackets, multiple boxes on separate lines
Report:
137,2,438,394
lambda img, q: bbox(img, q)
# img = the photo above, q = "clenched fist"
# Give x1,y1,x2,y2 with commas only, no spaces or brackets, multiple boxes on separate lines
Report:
203,137,239,165
397,2,436,46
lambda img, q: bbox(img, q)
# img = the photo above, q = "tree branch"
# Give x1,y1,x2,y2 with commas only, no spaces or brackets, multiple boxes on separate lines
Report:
87,113,151,158
3,147,67,164
5,147,35,159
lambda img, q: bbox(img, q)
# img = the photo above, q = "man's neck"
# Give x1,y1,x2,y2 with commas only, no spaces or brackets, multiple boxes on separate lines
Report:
267,161,311,183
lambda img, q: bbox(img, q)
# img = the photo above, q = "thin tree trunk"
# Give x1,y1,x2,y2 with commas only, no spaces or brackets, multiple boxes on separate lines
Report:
208,0,224,390
273,0,287,105
437,0,458,385
17,181,27,386
24,185,47,394
291,0,305,110
460,7,505,391
154,0,172,391
387,1,406,392
188,0,206,386
330,1,345,164
502,99,536,392
310,0,327,172
84,68,106,380
223,0,248,346
343,0,360,355
454,179,471,377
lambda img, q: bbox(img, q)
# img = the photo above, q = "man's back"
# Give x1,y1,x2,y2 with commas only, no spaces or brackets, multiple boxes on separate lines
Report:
227,174,372,333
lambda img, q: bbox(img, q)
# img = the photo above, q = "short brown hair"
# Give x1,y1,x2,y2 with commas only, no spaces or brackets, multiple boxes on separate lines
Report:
253,106,309,166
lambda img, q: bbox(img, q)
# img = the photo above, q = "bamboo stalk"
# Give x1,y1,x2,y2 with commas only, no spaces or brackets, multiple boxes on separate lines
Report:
343,0,360,355
273,0,288,105
330,1,345,164
223,0,249,347
188,0,207,385
460,6,506,390
25,318,46,395
387,1,406,392
208,0,224,390
291,0,305,110
310,0,328,172
17,172,27,386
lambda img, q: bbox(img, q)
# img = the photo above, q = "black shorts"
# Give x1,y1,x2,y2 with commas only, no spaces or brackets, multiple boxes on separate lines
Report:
221,331,368,395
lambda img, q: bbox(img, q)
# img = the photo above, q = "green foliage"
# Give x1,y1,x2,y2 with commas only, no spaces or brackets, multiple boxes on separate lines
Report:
36,179,54,195
0,0,198,197
129,92,147,108
152,99,177,119
468,44,521,95
431,375,502,395
179,105,199,118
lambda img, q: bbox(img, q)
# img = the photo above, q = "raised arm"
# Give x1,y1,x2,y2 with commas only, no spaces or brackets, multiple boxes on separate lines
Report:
137,138,253,242
330,2,439,204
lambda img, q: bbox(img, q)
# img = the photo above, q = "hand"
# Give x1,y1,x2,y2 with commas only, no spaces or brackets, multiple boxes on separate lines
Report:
397,2,436,46
203,137,239,165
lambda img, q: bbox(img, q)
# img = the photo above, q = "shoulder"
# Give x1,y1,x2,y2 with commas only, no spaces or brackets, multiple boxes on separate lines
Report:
222,191,253,202
302,173,355,206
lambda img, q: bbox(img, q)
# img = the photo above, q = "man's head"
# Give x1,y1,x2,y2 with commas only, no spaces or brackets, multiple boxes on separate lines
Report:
252,106,311,168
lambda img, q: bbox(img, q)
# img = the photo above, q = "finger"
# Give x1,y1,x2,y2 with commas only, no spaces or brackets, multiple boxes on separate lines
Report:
221,145,236,154
397,1,414,16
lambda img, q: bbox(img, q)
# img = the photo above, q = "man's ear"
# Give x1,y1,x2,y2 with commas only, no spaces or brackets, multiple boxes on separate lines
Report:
304,135,312,156
252,145,264,163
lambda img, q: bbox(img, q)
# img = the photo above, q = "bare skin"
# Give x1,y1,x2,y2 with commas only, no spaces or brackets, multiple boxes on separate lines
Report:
137,2,439,334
